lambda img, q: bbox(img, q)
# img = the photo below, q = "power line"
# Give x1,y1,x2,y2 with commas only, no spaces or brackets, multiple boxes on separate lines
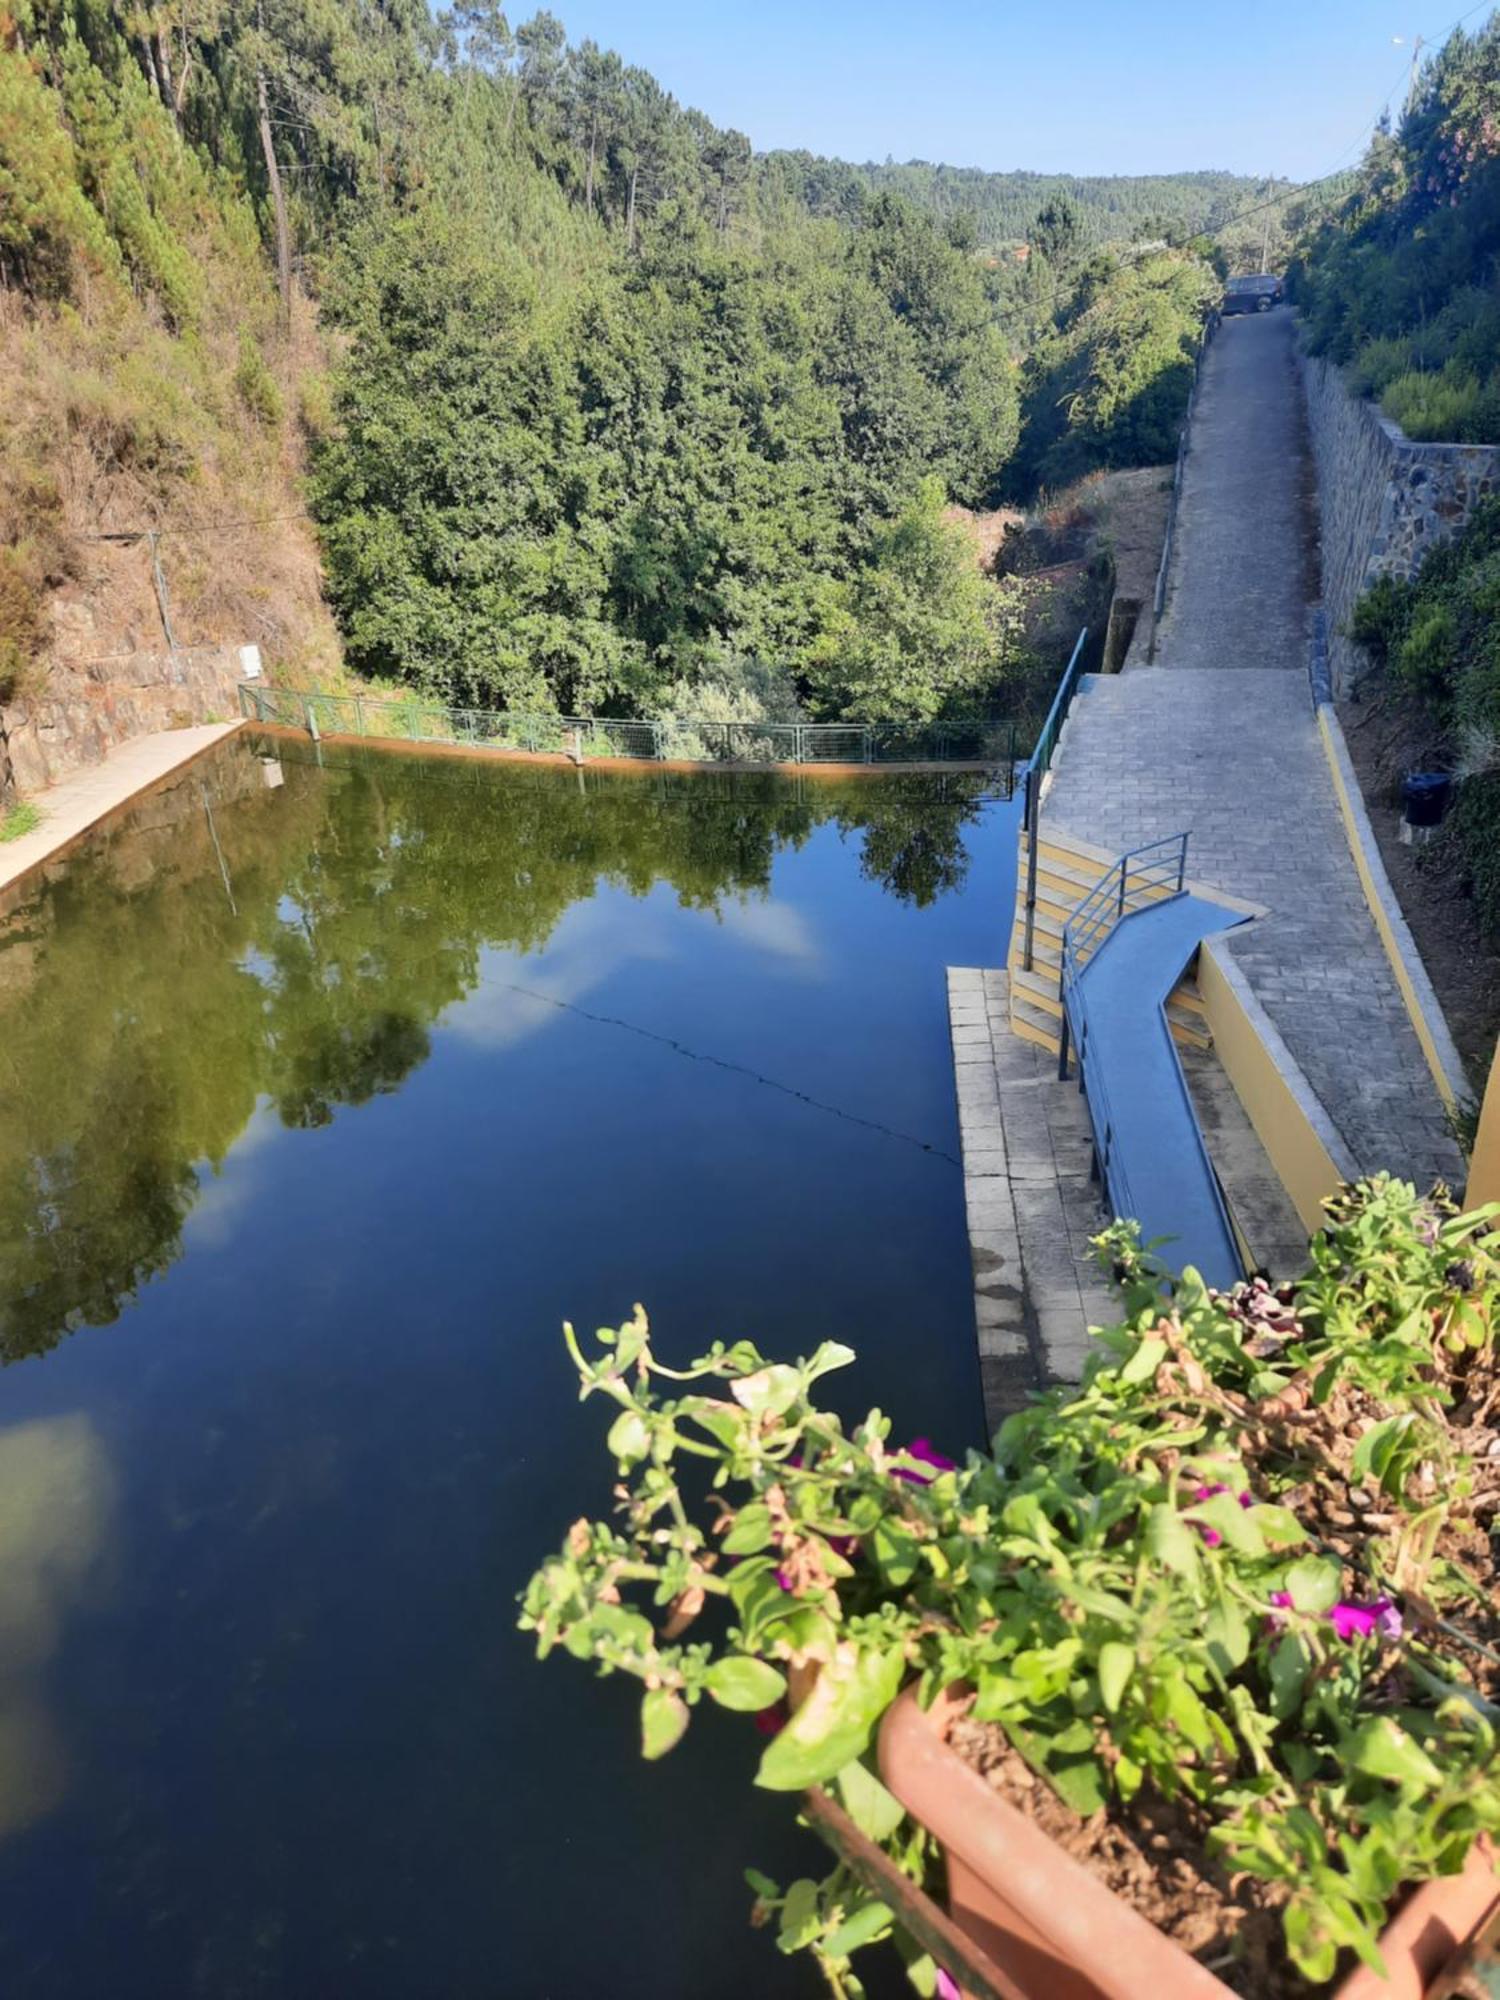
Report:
78,517,311,541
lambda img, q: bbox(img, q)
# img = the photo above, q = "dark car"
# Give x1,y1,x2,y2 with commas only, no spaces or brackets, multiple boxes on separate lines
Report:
1223,274,1283,315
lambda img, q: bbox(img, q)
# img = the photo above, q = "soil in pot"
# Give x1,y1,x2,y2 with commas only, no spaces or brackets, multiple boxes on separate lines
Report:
947,1715,1316,2000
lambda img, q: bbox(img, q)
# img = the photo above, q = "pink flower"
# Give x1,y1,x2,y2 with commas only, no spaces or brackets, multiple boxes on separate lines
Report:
935,1972,961,2000
1266,1592,1403,1643
753,1704,787,1737
891,1438,956,1486
1185,1483,1252,1545
1329,1599,1403,1644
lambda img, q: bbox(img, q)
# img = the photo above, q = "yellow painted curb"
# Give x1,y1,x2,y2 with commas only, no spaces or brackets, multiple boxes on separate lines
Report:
1316,707,1466,1115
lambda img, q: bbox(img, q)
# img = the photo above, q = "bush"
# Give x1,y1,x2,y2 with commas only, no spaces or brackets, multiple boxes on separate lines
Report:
1448,771,1500,938
234,334,283,427
1352,499,1500,952
1381,364,1498,444
1346,573,1413,665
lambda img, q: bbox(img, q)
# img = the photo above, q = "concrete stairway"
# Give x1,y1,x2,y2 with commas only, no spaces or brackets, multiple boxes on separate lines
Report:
1007,823,1211,1062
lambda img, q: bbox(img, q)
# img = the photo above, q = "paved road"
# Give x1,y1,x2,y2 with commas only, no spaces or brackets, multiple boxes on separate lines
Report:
1042,304,1461,1190
1155,310,1315,671
1043,670,1462,1187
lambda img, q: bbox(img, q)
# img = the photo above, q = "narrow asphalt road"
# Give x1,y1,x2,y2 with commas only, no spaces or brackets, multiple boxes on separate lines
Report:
1155,309,1316,669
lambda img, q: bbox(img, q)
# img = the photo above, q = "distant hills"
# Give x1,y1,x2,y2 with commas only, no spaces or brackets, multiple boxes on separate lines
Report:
760,157,1284,248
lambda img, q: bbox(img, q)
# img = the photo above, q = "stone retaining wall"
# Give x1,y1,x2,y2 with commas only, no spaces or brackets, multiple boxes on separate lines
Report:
1299,339,1500,696
1,645,245,798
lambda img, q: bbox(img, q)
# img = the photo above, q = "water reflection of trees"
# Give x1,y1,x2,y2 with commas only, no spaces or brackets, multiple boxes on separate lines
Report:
0,742,996,1359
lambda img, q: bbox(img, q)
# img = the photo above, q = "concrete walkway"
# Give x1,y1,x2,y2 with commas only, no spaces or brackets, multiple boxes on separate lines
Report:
0,723,243,896
1156,311,1315,670
950,968,1118,1429
1042,307,1462,1190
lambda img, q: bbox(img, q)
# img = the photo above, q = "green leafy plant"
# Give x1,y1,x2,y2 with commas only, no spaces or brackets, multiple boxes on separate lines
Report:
0,801,42,842
522,1177,1500,1995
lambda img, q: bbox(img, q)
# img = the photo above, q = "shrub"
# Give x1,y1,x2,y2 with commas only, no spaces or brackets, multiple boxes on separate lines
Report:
234,334,283,427
1382,364,1497,444
1346,573,1412,666
1448,771,1500,938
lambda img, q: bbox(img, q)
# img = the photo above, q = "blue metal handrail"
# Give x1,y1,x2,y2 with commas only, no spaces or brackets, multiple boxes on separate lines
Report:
1019,626,1089,971
1062,833,1179,1181
1057,833,1244,1282
1060,833,1190,1018
1059,835,1189,1214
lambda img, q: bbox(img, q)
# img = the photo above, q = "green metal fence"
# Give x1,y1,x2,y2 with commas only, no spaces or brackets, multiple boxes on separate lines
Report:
237,684,1021,781
1019,626,1090,971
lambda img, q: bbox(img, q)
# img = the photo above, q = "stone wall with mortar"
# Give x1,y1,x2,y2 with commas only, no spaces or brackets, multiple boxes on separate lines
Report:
1299,340,1500,696
1,644,245,798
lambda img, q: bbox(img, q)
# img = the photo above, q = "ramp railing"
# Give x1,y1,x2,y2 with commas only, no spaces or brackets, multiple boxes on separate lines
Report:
1057,833,1189,1221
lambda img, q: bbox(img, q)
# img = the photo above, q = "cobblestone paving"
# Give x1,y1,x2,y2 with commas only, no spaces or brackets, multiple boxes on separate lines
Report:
1044,667,1462,1187
1155,310,1314,670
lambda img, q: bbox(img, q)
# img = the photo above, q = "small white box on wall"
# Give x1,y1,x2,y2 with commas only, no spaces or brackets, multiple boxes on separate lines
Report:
239,644,264,680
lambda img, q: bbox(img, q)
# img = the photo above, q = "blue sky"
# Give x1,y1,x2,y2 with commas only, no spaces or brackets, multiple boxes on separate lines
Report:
543,0,1493,180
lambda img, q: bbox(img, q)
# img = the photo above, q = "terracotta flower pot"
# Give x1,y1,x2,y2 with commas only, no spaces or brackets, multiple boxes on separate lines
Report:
877,1686,1499,2000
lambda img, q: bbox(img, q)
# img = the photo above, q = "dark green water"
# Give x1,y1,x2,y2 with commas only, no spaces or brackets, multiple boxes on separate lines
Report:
0,737,1017,1997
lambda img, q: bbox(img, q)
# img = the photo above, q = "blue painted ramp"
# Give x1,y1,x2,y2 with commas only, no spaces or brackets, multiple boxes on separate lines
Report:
1070,893,1248,1290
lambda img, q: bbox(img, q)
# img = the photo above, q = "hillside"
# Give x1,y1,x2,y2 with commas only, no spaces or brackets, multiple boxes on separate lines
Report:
0,0,340,792
1290,16,1500,442
1,1,1234,786
761,156,1275,251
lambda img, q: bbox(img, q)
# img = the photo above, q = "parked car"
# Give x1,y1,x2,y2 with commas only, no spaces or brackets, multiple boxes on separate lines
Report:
1222,273,1283,314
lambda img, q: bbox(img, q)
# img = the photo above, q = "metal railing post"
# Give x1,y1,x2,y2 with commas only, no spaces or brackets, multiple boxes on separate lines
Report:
1117,857,1128,919
1177,837,1188,891
1022,764,1040,972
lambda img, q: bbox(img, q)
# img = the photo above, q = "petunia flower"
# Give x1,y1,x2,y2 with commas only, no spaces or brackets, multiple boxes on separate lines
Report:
1186,1482,1253,1546
1329,1599,1403,1644
753,1704,787,1737
935,1972,961,2000
891,1438,956,1486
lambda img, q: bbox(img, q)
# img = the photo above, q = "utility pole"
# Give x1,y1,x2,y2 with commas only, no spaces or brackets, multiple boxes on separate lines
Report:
1259,172,1274,274
1394,34,1426,114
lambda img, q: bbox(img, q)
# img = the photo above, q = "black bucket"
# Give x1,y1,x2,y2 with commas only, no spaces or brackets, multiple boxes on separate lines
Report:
1401,771,1451,828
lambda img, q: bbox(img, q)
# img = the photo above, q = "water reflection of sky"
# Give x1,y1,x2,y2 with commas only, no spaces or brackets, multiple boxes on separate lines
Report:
0,746,1018,1998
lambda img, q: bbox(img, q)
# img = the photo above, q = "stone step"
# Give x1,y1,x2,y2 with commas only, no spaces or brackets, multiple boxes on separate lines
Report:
1009,990,1062,1053
1010,964,1064,1017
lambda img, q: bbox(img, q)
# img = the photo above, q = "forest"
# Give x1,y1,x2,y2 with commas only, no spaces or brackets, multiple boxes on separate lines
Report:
1,1,1267,725
1290,15,1500,443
